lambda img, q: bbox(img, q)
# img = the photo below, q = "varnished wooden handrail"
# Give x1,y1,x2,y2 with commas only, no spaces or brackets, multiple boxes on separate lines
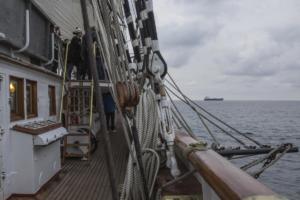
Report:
175,131,281,200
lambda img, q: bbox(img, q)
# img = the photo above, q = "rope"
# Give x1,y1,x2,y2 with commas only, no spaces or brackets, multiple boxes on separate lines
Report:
183,141,208,158
166,85,248,147
241,144,293,178
121,89,160,200
171,108,193,135
165,90,195,137
165,80,219,145
166,74,262,147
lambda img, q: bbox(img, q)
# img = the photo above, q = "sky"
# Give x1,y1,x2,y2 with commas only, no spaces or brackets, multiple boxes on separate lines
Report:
153,0,300,100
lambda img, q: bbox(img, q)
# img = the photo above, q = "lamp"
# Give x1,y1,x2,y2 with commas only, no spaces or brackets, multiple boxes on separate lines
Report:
9,82,16,93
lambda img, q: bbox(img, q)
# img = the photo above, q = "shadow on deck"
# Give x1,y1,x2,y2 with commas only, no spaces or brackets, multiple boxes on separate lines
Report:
10,130,128,200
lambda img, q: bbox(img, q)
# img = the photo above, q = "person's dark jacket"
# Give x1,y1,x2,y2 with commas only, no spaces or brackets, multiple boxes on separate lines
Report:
82,31,99,66
103,92,116,113
67,36,82,64
81,34,89,67
82,31,103,80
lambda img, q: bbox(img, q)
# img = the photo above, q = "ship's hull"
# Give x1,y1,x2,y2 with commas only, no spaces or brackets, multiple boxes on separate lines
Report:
204,98,224,101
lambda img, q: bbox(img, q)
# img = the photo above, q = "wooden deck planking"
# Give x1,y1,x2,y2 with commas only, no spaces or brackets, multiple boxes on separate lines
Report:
42,131,128,200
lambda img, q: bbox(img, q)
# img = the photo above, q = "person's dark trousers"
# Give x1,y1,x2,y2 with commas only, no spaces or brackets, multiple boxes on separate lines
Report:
80,67,91,80
80,60,92,80
96,57,105,80
77,66,85,80
105,112,115,131
77,63,91,80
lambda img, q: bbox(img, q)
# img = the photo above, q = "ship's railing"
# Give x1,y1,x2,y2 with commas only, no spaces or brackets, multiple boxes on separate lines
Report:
175,131,287,200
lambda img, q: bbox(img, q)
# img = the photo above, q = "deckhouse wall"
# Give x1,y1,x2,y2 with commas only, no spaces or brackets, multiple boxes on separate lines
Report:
0,0,52,62
0,59,62,199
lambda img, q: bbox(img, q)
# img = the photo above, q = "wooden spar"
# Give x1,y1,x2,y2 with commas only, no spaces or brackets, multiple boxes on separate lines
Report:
218,146,299,157
80,1,119,200
175,131,281,200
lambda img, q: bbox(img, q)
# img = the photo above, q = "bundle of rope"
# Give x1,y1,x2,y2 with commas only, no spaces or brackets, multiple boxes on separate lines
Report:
121,88,160,200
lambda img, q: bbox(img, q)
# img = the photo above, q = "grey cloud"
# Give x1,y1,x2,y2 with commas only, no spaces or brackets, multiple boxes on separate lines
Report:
159,24,206,68
224,64,277,77
159,21,222,68
163,47,193,68
154,0,300,99
219,25,300,78
160,24,204,48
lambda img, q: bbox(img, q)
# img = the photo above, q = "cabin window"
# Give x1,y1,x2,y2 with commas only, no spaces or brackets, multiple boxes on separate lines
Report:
26,80,38,118
10,76,24,121
49,85,56,116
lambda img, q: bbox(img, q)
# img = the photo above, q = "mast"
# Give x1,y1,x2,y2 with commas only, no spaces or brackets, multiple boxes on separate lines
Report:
80,0,119,199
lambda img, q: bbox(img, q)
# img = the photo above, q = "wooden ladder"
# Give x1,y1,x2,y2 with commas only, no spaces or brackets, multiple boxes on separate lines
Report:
63,80,94,161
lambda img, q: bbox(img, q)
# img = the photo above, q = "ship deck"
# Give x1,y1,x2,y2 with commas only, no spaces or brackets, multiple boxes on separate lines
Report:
9,128,128,200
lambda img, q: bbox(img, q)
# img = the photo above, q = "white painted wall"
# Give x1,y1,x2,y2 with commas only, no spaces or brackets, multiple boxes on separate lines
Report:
11,131,61,194
0,59,62,199
0,73,5,200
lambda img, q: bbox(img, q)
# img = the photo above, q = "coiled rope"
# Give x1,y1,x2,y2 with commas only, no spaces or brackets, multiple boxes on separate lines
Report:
121,89,160,200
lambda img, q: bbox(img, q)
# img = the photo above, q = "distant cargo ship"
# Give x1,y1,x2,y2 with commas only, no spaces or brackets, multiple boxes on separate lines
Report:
204,96,224,101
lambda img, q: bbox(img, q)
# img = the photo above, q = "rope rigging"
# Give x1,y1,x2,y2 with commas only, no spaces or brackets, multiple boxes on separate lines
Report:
77,0,299,199
166,73,263,147
164,73,297,178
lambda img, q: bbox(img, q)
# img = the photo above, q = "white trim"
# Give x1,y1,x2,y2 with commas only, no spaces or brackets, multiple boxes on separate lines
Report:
146,0,153,12
132,39,139,47
138,20,143,28
141,10,148,20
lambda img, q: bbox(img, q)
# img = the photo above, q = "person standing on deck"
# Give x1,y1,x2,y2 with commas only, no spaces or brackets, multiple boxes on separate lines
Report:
103,91,116,132
67,27,83,80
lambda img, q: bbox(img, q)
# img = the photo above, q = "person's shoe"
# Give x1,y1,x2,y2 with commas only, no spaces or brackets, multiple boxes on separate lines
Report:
111,129,117,133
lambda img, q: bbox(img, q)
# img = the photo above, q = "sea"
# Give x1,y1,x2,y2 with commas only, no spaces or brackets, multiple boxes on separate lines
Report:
175,100,300,200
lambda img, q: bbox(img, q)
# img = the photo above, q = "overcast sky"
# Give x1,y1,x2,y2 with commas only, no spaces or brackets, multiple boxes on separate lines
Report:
153,0,300,100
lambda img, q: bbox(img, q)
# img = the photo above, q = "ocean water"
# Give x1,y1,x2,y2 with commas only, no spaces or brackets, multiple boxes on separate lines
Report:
175,101,300,200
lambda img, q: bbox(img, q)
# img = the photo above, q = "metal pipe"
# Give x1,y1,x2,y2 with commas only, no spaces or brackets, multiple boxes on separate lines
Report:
44,33,55,66
80,0,119,199
14,9,30,53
